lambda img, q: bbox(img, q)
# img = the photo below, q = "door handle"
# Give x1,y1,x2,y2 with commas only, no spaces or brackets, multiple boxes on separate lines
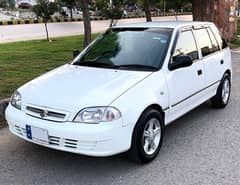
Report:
220,60,224,64
197,69,203,76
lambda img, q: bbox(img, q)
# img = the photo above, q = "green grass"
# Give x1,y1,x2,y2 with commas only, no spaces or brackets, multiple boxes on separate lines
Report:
0,35,98,99
230,38,240,48
229,22,240,48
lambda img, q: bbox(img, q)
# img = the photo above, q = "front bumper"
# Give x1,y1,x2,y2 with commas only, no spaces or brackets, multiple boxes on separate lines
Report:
5,105,133,157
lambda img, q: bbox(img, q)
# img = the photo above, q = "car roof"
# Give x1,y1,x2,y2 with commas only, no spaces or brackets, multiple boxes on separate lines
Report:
113,21,214,30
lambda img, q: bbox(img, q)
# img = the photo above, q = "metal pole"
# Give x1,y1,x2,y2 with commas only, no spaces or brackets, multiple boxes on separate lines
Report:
109,0,113,27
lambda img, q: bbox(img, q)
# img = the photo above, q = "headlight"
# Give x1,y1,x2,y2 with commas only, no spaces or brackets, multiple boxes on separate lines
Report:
74,106,121,123
11,91,22,110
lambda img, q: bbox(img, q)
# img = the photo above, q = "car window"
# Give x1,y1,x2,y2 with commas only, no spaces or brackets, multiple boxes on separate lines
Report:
195,28,218,57
207,27,220,52
73,28,173,71
172,30,199,61
210,25,228,49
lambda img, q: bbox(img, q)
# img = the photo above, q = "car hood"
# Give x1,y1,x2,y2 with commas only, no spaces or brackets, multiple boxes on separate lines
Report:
19,64,152,118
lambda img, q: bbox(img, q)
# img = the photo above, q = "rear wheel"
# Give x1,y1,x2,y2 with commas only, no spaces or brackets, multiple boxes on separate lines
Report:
211,73,231,108
128,108,164,163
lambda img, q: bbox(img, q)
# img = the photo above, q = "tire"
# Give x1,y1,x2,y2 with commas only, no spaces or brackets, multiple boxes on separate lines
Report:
128,108,164,163
211,73,231,108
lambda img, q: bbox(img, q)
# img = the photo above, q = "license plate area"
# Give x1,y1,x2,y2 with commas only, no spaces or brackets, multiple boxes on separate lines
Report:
26,125,49,144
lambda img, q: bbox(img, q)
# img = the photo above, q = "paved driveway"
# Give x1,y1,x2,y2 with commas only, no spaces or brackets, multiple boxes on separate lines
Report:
0,52,239,185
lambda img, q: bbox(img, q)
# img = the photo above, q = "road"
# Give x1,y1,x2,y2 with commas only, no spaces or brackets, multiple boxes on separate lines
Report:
0,52,239,185
0,15,192,43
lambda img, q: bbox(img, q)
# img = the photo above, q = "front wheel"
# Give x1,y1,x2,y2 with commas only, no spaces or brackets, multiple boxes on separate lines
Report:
211,73,231,108
128,108,164,163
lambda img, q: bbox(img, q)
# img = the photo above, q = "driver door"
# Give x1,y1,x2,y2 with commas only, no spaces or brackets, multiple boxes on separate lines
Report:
166,29,205,123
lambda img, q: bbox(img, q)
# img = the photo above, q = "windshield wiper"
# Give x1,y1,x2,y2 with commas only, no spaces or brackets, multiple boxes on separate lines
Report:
74,62,158,71
74,61,118,68
117,64,158,71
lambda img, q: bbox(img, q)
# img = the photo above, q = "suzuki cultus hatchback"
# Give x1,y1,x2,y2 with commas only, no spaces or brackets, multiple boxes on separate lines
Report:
6,21,232,163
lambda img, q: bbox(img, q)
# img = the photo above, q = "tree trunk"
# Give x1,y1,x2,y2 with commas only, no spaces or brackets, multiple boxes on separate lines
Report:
80,0,91,47
192,0,238,40
44,22,50,42
109,18,114,27
70,8,73,19
143,0,152,22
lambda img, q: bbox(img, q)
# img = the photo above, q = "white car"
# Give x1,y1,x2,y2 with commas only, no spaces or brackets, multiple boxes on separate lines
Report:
6,21,232,163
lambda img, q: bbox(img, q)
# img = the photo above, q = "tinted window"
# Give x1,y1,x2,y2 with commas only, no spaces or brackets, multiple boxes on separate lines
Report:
207,27,220,52
173,30,199,61
73,28,173,71
195,28,218,57
210,25,228,49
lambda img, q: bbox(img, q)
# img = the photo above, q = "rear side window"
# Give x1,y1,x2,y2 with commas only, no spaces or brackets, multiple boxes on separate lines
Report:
207,28,220,52
173,30,199,61
195,28,218,57
210,25,228,49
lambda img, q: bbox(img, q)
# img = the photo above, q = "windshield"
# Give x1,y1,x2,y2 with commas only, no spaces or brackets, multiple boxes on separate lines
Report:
73,28,173,71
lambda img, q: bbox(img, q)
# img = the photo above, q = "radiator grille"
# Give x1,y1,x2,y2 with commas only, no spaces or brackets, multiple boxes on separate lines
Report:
25,105,68,122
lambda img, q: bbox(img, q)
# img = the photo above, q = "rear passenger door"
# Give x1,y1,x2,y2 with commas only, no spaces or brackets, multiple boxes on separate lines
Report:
194,27,223,86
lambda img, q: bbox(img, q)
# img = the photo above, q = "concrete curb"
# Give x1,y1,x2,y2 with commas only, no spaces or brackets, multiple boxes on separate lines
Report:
0,13,192,26
0,98,10,122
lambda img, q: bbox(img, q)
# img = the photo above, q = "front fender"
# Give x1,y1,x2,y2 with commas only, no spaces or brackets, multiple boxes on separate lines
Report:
110,71,169,128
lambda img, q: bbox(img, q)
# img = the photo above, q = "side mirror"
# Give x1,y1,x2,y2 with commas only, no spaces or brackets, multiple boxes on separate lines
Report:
169,55,193,71
73,49,80,59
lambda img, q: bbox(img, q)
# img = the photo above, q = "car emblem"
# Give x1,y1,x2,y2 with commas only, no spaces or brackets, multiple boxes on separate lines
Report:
40,110,48,118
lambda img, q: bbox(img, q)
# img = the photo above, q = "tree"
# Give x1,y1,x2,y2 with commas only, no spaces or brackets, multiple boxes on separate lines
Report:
192,0,238,40
138,0,160,22
107,7,123,27
0,0,15,9
143,0,151,22
0,0,7,8
79,0,91,47
59,0,76,19
93,0,123,27
32,0,58,41
92,0,106,11
8,0,15,9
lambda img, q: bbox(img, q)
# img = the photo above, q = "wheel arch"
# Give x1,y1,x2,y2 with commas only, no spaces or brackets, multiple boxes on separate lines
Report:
225,69,231,78
128,103,165,161
144,104,165,123
133,103,165,131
